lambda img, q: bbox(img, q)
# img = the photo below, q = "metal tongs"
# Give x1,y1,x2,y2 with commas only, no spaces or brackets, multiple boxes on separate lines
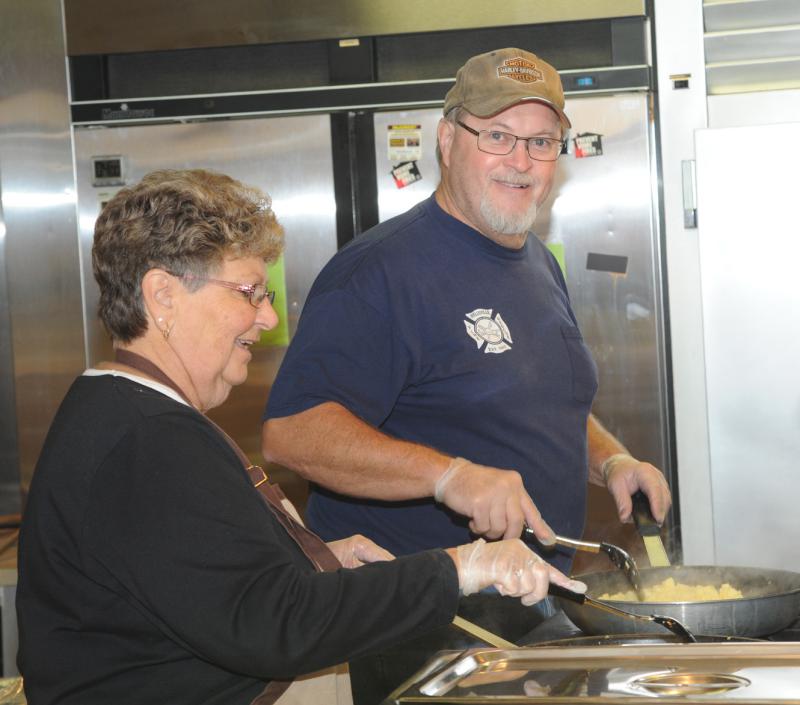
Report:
548,583,698,643
523,528,646,601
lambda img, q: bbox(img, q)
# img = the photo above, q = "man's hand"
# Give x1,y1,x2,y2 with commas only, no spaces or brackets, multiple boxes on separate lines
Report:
602,453,672,524
327,534,394,568
434,457,555,543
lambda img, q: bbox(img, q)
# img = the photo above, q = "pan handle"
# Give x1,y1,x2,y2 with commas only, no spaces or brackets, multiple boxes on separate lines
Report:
548,583,587,604
522,527,601,554
549,584,640,620
549,584,645,623
550,583,697,642
632,490,660,536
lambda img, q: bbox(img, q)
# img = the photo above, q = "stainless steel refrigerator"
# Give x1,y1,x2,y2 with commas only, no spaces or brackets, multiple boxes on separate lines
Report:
373,94,670,533
73,115,339,502
73,91,669,534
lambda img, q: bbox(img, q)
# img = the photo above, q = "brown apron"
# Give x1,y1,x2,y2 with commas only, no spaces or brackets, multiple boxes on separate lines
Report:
114,350,344,705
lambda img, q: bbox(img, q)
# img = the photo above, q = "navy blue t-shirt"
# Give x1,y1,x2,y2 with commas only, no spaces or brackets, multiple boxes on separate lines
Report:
265,195,598,572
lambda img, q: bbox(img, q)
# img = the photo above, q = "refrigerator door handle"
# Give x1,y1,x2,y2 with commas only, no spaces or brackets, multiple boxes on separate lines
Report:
681,159,698,229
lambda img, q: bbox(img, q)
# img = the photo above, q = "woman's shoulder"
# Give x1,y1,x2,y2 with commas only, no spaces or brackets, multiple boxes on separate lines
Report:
42,374,234,480
77,372,191,417
52,374,210,454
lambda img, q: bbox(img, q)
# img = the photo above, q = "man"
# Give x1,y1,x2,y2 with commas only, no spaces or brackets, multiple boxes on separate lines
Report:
262,48,671,570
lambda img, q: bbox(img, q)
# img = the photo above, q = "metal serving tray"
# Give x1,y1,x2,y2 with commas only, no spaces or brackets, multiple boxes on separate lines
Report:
382,642,800,703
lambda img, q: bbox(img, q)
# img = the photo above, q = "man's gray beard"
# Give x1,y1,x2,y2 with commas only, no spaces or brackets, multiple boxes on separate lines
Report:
479,193,539,236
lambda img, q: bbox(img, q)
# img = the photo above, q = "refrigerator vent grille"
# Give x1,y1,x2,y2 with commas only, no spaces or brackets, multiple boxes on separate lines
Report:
703,0,800,94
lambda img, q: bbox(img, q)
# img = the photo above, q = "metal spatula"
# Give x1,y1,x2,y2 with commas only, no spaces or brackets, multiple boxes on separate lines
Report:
632,490,671,567
523,528,646,601
549,583,698,643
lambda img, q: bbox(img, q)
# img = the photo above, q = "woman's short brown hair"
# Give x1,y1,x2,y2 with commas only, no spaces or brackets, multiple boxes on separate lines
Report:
92,169,284,343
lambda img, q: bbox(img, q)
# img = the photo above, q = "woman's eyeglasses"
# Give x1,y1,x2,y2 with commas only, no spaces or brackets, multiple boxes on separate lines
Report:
170,273,276,308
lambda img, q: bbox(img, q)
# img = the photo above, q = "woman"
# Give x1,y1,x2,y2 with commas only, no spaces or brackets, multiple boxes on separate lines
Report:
16,169,584,705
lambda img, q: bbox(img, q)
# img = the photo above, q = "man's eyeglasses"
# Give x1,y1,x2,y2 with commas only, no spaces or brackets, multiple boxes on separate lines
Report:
456,120,565,162
171,273,276,308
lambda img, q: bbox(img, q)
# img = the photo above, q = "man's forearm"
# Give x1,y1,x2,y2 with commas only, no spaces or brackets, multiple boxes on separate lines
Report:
586,413,672,523
264,402,561,542
262,401,452,500
586,413,630,486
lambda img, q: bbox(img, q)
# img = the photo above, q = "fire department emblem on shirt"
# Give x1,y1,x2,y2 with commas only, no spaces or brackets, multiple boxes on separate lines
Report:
464,308,513,354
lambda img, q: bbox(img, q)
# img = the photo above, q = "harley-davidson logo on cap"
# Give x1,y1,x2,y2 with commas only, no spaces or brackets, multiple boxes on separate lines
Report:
497,57,544,84
441,47,572,129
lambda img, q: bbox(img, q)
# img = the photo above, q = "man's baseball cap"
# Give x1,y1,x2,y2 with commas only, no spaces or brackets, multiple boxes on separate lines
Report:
443,48,571,129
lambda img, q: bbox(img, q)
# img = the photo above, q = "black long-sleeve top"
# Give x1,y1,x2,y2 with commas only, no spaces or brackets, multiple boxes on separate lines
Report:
17,375,458,705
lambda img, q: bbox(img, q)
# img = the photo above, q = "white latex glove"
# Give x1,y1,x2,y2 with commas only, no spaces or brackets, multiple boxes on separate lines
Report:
453,538,587,606
601,453,672,524
435,457,555,544
327,534,395,568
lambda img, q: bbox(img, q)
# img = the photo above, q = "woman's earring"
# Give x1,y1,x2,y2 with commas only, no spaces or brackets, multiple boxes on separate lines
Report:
157,317,173,341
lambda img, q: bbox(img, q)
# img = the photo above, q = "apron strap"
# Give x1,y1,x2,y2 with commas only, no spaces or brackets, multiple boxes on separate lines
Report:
249,679,292,705
113,349,341,573
114,349,344,704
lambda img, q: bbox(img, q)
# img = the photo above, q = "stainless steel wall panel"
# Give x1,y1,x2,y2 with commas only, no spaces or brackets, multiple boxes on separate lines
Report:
73,115,337,467
64,0,646,56
0,172,21,513
695,123,800,572
653,0,713,566
0,0,85,505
